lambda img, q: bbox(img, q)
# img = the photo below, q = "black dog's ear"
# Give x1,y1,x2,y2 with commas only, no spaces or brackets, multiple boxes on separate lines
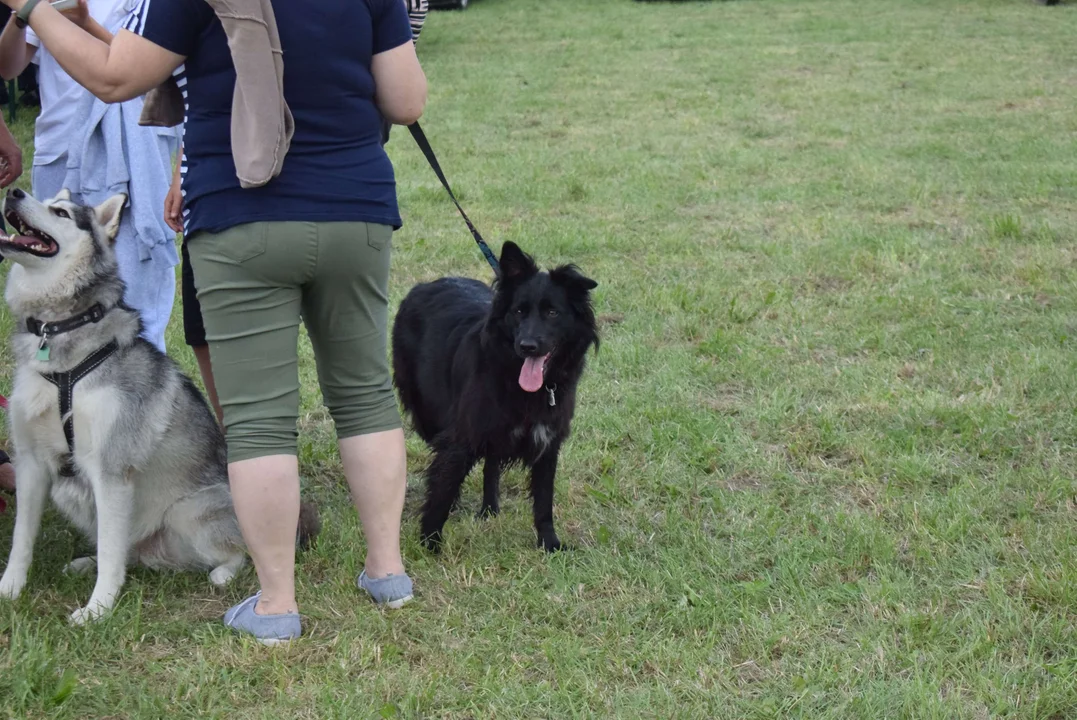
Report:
550,264,598,292
499,242,538,282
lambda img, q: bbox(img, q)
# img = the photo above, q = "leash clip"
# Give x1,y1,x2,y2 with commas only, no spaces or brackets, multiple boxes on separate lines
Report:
546,384,557,407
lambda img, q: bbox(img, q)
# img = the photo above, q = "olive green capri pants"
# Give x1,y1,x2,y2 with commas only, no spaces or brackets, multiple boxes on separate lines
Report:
188,221,402,463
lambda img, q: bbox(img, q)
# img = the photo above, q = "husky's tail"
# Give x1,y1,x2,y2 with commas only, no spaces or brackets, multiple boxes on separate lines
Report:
296,501,322,551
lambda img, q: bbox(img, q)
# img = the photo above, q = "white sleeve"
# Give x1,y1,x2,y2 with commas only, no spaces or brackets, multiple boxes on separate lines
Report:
23,26,40,65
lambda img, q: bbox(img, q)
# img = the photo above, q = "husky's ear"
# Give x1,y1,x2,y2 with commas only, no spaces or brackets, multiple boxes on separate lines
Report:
52,188,72,203
94,193,127,244
550,264,598,292
499,242,538,282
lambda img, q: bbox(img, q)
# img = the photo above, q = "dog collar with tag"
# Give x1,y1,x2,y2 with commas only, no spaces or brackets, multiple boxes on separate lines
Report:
26,303,110,362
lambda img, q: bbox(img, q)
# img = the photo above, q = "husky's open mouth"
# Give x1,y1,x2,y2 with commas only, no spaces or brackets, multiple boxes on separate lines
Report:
0,207,59,257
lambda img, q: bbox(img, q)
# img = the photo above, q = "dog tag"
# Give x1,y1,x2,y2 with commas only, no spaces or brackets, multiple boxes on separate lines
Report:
547,385,556,407
37,335,50,362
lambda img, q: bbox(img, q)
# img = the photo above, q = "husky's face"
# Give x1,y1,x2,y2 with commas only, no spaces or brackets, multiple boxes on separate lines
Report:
0,188,126,293
490,242,599,393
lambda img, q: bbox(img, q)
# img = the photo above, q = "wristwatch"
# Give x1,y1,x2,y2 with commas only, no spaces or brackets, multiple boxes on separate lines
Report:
15,0,44,29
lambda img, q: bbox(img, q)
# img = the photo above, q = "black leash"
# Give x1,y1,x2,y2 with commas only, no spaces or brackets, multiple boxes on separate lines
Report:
408,121,500,277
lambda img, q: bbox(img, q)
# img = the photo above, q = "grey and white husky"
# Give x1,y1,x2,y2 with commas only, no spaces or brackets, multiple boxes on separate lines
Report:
0,188,318,624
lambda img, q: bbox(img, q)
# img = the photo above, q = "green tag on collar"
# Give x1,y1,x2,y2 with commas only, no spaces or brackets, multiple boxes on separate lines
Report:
36,344,50,362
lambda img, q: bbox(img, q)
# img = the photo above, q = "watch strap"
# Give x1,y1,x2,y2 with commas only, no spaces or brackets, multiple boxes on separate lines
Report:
15,0,45,29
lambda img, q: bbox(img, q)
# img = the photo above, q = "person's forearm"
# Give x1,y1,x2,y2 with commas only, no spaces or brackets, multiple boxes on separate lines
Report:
0,114,15,147
82,16,112,45
0,17,33,80
14,0,138,101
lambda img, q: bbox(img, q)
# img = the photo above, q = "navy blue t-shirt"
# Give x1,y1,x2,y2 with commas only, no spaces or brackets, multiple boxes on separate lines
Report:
125,0,413,237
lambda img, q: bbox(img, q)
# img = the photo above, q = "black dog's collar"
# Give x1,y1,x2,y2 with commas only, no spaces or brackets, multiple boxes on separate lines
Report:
26,303,109,338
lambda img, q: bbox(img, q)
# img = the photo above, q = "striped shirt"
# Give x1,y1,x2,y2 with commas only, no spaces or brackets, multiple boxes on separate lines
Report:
407,0,428,41
123,4,192,232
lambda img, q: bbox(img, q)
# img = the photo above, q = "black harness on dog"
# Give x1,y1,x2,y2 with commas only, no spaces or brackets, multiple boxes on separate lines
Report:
26,303,118,477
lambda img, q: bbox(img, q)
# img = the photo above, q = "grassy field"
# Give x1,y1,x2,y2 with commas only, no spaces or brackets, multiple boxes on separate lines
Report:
3,0,1077,716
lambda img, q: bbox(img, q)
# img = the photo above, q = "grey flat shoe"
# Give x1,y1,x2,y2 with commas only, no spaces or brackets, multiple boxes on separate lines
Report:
223,592,302,646
357,570,413,609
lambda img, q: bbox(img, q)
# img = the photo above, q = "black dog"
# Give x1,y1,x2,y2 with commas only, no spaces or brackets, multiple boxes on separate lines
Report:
392,242,599,552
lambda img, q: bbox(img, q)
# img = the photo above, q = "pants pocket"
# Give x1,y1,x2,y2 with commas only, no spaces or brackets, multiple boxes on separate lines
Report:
217,223,268,263
367,224,392,252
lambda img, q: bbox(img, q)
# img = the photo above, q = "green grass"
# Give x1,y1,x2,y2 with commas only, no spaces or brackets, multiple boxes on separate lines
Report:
3,0,1077,716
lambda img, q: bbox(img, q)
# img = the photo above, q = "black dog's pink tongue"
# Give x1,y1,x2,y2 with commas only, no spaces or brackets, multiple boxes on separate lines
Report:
519,354,548,393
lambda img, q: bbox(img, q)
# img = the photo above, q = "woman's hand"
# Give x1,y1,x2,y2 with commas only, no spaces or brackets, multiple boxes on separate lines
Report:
164,169,183,233
59,0,90,28
0,125,23,188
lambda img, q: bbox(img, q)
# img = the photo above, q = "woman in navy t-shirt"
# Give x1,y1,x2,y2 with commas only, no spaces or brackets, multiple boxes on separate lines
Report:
7,0,427,643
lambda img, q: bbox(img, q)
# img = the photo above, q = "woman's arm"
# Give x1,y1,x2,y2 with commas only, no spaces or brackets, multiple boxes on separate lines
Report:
2,0,182,102
372,40,427,126
0,109,22,187
62,0,114,44
81,15,112,44
164,143,183,233
0,0,111,81
0,15,35,80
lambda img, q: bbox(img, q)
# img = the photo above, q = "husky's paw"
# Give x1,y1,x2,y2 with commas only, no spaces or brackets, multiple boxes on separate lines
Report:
0,571,25,600
208,555,245,587
209,565,237,586
69,602,110,626
63,557,97,576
